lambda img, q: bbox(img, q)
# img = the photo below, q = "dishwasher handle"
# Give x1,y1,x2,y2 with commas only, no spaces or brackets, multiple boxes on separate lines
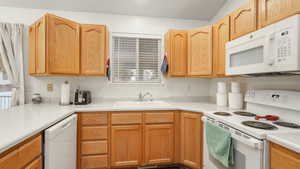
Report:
45,114,77,140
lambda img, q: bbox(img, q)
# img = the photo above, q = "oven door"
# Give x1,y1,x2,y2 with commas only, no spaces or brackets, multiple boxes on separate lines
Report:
202,117,265,169
225,26,275,75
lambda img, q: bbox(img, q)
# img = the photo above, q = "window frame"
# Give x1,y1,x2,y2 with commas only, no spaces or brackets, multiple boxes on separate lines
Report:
109,32,164,84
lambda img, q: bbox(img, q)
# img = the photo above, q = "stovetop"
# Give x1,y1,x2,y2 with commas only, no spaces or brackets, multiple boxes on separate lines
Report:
205,109,300,139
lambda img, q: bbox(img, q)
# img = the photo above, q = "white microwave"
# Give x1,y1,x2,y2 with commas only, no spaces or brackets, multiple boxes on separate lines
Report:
226,15,300,76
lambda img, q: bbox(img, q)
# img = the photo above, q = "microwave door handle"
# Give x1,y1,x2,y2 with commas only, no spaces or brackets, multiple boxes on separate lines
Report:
265,33,276,66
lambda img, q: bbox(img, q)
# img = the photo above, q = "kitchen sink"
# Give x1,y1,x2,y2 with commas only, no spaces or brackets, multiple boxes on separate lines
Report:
113,100,171,107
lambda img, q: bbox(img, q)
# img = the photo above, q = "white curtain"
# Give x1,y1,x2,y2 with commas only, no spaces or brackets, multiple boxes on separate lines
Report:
0,23,25,106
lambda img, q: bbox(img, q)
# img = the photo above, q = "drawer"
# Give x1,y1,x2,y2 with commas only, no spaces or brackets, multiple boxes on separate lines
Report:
81,126,108,140
0,149,20,169
81,141,107,155
145,112,174,124
80,112,108,125
112,113,142,124
24,156,42,169
81,155,107,169
18,135,42,168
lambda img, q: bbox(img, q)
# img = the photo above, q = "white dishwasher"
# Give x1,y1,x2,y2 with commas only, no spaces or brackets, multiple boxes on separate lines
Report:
44,114,77,169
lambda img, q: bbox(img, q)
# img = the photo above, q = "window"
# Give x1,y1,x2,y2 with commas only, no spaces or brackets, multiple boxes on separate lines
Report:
111,34,162,84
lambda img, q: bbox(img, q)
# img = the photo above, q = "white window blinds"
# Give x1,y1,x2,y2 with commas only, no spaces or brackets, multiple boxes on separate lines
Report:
111,35,162,83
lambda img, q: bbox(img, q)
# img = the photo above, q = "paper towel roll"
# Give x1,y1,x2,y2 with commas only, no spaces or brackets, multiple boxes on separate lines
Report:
61,81,70,105
228,92,243,109
216,93,228,107
231,82,240,93
217,82,227,94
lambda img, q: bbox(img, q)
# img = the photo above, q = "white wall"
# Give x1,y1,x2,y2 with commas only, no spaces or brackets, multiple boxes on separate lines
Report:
208,0,300,98
0,6,211,103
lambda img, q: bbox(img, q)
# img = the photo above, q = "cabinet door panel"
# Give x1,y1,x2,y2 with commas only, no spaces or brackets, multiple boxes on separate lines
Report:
270,142,300,169
213,16,230,76
24,156,42,169
35,17,46,74
111,125,142,167
48,14,80,74
181,112,202,169
81,25,106,76
145,124,174,165
230,0,257,40
259,0,300,27
81,155,107,169
168,30,187,77
188,26,212,76
28,24,36,74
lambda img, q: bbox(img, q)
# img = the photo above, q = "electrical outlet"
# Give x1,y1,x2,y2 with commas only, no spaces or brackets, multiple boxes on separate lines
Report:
47,83,53,92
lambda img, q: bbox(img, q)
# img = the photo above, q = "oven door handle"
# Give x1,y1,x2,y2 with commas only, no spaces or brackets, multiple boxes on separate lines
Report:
202,116,263,150
231,133,263,150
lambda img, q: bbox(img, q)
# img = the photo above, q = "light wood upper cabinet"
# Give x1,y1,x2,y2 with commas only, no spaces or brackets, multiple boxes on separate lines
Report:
111,125,142,167
29,14,108,76
213,16,230,77
81,24,107,76
144,124,174,165
270,142,300,169
164,30,187,77
187,26,213,76
181,112,202,169
230,0,257,40
259,0,300,28
48,14,80,74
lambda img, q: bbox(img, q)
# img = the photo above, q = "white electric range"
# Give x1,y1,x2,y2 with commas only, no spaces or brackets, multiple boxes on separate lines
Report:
203,90,300,169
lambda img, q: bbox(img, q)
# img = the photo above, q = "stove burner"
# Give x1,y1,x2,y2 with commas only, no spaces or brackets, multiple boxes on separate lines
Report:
213,112,231,116
234,111,257,117
273,122,300,129
242,121,278,130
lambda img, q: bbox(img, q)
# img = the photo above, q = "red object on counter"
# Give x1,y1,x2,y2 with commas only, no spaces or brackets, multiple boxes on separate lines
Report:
255,115,280,121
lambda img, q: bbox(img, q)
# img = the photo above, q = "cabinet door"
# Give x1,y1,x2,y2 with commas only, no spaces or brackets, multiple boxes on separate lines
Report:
181,112,202,169
270,142,300,169
35,16,46,74
144,124,174,165
168,30,187,77
111,125,142,167
24,156,42,169
28,23,36,74
187,26,212,76
48,14,80,74
230,0,257,40
259,0,300,27
213,16,230,77
81,25,107,76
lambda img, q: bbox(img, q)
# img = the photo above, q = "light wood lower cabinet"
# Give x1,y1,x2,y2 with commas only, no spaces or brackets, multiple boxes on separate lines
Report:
111,125,142,167
78,112,109,169
144,124,174,165
270,142,300,169
181,112,203,169
0,134,42,169
77,111,202,169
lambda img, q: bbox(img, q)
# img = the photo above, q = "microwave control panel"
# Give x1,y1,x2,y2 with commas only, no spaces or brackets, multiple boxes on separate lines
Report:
277,29,292,63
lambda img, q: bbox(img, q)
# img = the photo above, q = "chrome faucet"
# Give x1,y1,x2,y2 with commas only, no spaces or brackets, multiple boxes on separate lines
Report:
138,92,153,101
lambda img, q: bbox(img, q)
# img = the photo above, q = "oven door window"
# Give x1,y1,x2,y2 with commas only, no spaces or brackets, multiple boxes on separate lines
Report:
229,46,264,67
